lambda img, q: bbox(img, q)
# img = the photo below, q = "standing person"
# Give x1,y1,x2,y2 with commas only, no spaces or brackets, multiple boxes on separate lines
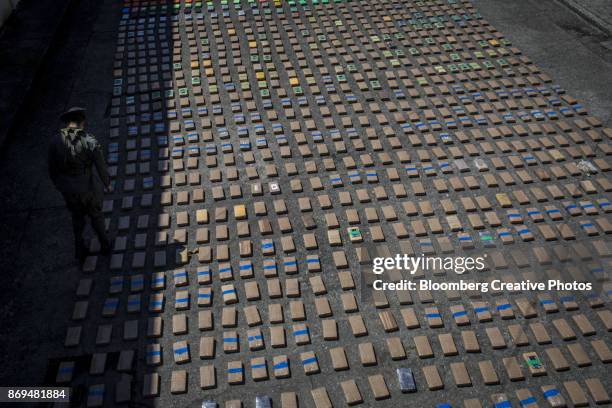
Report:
48,107,112,263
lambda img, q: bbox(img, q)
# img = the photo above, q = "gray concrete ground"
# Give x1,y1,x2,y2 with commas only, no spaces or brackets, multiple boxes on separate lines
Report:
473,0,612,127
0,0,74,149
0,0,610,406
557,0,612,35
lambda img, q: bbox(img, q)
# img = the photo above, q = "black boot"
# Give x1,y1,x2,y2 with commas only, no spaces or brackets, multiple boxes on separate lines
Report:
99,239,111,256
75,241,90,263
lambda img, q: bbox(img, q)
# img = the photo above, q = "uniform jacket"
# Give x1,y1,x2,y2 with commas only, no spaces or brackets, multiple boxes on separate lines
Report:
48,127,110,194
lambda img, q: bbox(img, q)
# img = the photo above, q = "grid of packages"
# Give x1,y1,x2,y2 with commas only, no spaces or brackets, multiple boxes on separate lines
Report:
56,0,611,406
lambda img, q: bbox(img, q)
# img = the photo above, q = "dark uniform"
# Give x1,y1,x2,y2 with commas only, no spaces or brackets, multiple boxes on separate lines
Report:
48,126,111,259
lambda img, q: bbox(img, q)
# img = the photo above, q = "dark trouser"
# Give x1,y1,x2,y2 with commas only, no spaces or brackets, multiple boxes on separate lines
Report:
62,191,109,256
